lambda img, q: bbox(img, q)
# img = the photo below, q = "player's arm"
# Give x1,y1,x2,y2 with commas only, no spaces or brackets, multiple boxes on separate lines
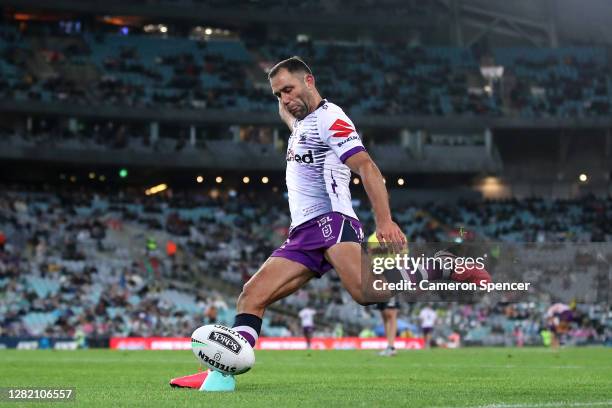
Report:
278,100,295,131
345,151,406,250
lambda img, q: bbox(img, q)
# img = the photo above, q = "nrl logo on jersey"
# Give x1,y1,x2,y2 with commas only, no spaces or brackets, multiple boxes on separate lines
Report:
297,133,308,144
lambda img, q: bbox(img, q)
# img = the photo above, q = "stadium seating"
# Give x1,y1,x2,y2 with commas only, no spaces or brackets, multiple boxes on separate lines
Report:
493,47,611,117
1,187,610,343
1,21,610,117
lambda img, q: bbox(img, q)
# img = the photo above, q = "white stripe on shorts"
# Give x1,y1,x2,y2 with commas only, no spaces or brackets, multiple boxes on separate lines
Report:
336,216,346,244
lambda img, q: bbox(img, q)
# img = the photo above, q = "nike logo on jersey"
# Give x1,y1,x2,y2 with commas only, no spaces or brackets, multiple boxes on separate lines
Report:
329,119,355,138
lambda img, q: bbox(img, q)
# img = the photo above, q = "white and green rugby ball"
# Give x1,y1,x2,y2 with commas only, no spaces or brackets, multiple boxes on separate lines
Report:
191,324,255,375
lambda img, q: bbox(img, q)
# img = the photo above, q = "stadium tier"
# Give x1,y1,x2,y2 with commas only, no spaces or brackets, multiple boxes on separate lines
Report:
1,21,610,116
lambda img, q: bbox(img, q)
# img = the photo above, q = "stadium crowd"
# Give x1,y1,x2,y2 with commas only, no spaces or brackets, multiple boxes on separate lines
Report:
0,187,293,339
1,186,610,345
1,21,610,117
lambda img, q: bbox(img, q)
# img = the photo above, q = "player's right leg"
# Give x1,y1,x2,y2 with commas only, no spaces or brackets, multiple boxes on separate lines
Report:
386,308,398,352
303,326,313,349
378,307,389,355
379,307,398,356
422,327,432,348
170,257,314,390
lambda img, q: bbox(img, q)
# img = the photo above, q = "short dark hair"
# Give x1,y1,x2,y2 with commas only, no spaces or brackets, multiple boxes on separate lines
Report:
268,56,313,80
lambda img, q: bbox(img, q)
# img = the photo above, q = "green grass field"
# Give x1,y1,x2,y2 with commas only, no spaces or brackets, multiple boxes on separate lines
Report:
1,348,611,407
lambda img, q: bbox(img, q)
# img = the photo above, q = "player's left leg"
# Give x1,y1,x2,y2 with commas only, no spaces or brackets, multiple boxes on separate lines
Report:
380,308,389,333
385,308,398,353
379,307,398,356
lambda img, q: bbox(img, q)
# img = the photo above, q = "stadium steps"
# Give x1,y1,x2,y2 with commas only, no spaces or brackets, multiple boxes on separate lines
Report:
22,312,58,336
25,276,60,298
160,290,199,314
24,38,57,81
243,49,269,88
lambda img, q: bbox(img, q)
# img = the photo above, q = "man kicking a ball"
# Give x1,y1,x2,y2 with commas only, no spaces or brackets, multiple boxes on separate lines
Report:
170,56,488,391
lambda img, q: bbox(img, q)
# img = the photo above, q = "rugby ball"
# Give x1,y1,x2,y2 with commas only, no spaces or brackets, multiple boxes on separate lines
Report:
191,325,255,375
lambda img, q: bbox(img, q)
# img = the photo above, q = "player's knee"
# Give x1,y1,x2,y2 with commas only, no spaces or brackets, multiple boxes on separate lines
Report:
349,291,370,306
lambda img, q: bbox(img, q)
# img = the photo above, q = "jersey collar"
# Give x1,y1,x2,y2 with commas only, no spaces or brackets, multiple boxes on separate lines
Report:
299,99,327,122
315,99,327,110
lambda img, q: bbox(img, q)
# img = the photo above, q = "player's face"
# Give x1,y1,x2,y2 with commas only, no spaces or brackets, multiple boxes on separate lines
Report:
270,68,315,120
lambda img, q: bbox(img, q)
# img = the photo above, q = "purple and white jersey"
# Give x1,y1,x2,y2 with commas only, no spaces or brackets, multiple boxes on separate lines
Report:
286,100,365,228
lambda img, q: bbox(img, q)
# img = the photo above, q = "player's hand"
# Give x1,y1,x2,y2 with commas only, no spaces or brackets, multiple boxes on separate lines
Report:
278,100,296,129
279,100,295,119
376,219,407,254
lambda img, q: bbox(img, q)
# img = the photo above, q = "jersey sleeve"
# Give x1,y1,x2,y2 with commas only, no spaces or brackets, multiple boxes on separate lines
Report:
319,107,366,163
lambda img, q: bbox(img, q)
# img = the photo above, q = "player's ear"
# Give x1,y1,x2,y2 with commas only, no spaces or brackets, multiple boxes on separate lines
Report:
304,74,315,89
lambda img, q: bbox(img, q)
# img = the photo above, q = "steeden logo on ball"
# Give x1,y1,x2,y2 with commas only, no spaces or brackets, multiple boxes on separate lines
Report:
197,350,237,373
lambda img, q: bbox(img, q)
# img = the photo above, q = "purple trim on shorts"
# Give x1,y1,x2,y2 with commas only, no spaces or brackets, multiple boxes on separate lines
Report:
339,146,366,163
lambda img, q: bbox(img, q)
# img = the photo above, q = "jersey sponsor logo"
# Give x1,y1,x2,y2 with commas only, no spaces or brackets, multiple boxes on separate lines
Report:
337,134,359,147
329,119,355,138
208,331,242,354
286,149,314,164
